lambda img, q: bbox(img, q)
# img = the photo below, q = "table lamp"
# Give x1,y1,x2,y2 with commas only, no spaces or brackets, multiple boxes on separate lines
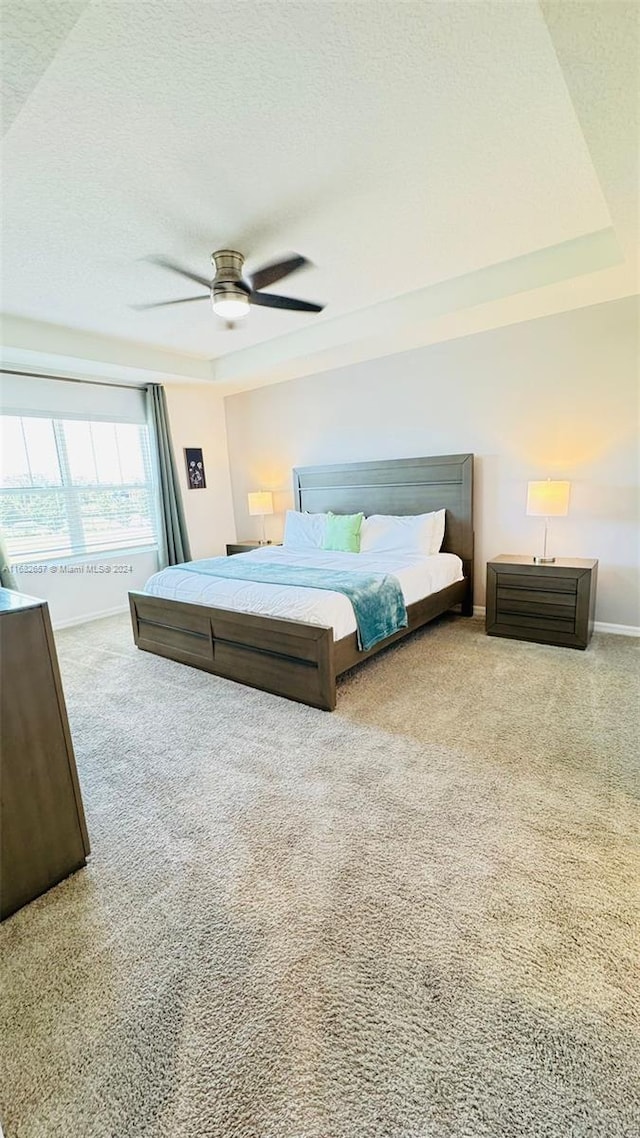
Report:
247,490,274,544
526,479,570,564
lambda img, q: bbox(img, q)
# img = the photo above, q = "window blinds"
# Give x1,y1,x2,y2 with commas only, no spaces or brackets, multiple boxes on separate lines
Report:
0,372,147,423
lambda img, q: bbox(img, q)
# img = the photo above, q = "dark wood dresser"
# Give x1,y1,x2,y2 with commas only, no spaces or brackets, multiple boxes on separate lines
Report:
0,589,90,919
486,555,598,650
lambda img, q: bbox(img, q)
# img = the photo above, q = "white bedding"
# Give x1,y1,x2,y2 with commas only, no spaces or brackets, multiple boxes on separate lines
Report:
144,546,464,642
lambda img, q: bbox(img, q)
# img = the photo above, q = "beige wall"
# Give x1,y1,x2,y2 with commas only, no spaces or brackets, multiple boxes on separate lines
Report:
165,384,236,559
224,296,639,629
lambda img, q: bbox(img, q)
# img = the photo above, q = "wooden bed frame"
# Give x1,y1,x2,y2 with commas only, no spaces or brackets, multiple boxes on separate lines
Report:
129,453,474,711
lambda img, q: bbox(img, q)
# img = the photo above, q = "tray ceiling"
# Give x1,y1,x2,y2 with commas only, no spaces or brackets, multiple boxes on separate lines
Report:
1,0,634,386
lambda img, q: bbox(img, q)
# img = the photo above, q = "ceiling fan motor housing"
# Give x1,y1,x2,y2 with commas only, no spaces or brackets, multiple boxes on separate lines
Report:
211,249,248,305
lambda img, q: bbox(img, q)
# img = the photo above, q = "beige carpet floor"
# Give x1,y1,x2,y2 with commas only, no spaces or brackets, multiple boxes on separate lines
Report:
1,613,639,1138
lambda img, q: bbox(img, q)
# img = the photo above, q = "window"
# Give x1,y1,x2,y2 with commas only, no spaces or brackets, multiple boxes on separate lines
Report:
0,414,158,560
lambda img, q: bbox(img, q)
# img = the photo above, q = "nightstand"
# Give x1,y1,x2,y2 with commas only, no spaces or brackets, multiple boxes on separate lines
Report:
226,541,281,556
486,555,598,650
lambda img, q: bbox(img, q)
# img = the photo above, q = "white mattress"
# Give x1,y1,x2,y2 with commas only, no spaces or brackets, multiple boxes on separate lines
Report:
144,546,464,642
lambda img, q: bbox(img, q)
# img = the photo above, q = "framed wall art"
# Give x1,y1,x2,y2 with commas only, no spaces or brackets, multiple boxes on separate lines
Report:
184,448,206,490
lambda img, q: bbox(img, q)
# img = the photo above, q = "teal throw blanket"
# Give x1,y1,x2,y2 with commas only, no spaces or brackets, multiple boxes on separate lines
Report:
178,557,408,651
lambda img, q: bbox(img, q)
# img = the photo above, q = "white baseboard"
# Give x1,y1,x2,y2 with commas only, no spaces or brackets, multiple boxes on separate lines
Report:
471,604,638,638
592,621,640,637
53,604,129,631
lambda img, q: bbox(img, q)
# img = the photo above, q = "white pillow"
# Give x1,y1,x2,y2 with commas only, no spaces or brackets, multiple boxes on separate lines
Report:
360,510,445,556
283,510,327,550
430,508,446,554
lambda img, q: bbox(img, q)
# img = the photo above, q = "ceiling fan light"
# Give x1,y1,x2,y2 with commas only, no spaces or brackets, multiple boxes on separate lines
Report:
212,295,250,321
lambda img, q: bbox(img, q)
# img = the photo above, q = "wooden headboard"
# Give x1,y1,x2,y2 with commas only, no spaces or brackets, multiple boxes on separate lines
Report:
293,453,474,581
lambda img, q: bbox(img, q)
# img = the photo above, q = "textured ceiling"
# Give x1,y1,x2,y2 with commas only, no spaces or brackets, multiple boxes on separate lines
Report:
0,0,636,387
1,0,88,133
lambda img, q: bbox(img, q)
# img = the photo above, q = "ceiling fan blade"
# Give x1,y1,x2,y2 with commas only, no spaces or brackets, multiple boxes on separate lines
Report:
145,255,211,290
248,291,323,313
249,254,309,292
131,295,210,310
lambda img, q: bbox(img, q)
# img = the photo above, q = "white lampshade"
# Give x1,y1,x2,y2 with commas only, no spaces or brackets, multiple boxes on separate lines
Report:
247,491,274,517
526,480,570,518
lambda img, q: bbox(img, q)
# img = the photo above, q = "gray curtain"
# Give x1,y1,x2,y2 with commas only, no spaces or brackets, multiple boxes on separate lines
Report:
146,384,191,567
0,530,18,590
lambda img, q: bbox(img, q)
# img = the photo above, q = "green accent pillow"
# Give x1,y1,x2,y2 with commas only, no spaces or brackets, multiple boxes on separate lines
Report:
323,511,364,553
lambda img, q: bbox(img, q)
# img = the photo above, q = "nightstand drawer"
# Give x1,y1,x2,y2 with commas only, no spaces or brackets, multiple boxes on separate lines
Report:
497,572,577,594
497,587,577,615
497,611,576,634
226,541,282,556
226,543,258,556
496,591,576,619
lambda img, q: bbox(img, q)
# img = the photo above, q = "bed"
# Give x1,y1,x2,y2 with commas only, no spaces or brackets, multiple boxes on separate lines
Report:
129,453,474,710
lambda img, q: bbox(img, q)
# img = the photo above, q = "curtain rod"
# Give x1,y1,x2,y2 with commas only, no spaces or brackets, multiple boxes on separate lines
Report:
0,367,148,393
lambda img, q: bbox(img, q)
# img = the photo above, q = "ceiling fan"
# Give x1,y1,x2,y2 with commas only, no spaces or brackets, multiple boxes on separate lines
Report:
134,250,324,325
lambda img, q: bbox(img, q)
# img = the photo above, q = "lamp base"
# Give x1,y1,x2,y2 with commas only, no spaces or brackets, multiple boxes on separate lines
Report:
533,555,556,564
